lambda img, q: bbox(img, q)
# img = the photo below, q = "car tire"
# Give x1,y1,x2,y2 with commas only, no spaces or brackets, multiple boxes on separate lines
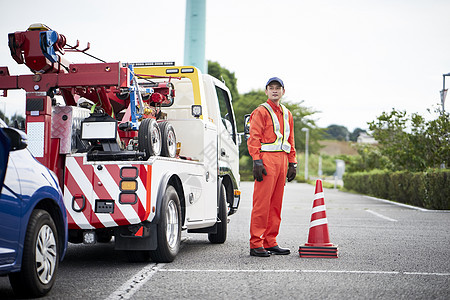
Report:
208,183,228,244
158,121,177,158
138,118,161,159
9,209,59,298
149,185,181,262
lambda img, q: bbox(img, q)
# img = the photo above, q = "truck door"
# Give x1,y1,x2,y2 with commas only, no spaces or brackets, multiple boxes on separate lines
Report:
215,86,239,180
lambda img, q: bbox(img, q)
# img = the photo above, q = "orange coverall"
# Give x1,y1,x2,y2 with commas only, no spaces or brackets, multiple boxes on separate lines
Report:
248,100,297,249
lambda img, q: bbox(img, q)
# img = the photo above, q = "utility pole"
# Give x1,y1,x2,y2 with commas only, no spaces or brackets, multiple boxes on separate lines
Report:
302,128,309,181
184,0,207,73
441,73,450,112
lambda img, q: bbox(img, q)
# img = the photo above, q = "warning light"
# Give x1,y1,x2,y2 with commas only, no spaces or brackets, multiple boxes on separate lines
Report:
120,180,137,191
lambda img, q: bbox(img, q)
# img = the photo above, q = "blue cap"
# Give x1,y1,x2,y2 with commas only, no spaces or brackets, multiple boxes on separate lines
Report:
266,77,284,88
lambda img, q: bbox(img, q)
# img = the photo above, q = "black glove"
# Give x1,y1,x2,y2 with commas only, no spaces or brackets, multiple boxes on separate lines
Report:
253,159,267,182
287,163,297,182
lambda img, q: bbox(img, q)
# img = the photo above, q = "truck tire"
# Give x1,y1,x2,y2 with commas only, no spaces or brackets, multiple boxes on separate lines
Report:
158,121,177,158
149,185,181,262
9,209,59,298
208,183,227,244
138,118,161,159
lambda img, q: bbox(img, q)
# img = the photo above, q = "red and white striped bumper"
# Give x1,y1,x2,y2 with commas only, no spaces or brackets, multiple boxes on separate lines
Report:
64,155,152,229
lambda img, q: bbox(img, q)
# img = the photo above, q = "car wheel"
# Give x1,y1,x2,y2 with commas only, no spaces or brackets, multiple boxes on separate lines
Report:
9,209,59,298
208,183,228,244
149,185,181,262
138,118,161,159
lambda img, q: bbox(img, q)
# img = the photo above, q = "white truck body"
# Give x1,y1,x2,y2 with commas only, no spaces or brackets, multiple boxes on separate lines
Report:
60,66,241,262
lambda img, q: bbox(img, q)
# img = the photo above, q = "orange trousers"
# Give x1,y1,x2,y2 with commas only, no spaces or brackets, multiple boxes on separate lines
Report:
250,152,288,249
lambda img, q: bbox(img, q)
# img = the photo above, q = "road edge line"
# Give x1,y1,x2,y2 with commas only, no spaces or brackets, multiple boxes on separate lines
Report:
106,263,165,300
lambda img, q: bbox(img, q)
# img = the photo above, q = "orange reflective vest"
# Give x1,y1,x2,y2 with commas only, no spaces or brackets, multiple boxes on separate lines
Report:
248,100,297,164
260,102,291,153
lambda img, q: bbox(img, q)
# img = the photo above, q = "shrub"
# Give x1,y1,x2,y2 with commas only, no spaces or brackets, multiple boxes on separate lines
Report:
343,169,449,209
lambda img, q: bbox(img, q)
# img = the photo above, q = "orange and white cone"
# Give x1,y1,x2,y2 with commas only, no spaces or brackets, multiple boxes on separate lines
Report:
299,179,338,258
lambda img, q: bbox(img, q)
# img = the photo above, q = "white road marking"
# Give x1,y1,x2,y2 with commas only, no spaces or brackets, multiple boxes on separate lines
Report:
107,263,165,300
366,209,398,222
159,269,450,276
363,195,430,211
106,264,449,299
106,240,189,300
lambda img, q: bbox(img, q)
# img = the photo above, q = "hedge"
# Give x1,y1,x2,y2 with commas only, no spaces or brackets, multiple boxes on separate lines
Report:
343,169,449,210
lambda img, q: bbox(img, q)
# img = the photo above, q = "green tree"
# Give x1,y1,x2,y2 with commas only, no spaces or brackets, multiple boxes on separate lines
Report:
207,61,239,101
368,108,449,171
324,124,349,141
344,144,391,173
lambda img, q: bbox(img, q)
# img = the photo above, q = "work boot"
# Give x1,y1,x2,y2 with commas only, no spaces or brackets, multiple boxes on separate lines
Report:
265,245,291,255
250,247,270,257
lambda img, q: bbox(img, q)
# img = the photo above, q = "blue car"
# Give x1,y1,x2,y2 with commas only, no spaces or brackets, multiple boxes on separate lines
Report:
0,119,68,297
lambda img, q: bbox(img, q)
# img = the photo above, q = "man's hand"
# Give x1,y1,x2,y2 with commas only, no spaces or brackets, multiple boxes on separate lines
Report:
287,163,297,182
253,159,267,182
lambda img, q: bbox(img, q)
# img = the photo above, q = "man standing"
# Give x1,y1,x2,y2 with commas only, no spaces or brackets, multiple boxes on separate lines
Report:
247,77,297,257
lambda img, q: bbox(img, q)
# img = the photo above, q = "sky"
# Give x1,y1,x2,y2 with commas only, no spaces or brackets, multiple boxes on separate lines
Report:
0,0,449,131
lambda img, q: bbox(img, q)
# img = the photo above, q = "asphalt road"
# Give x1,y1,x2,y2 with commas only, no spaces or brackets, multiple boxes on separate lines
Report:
1,181,449,299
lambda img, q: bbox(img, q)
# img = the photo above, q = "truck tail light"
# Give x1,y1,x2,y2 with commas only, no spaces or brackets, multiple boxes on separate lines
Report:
120,166,138,179
120,180,137,192
119,193,137,205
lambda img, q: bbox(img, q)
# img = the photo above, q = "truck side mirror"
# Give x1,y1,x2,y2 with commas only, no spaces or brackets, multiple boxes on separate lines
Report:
244,114,250,140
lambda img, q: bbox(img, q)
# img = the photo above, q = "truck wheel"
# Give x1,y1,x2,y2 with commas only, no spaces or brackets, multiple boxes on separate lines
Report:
138,118,161,159
150,185,181,262
208,183,227,244
9,209,59,298
158,121,177,158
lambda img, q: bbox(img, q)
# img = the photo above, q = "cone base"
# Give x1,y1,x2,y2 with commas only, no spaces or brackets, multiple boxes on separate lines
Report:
305,242,334,247
298,245,338,258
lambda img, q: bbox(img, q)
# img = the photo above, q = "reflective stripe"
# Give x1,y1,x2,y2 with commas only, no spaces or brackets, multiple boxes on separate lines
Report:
310,218,328,228
314,192,325,200
311,205,326,214
260,103,291,153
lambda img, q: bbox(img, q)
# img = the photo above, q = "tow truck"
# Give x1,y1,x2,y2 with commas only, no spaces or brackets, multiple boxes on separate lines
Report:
0,24,241,262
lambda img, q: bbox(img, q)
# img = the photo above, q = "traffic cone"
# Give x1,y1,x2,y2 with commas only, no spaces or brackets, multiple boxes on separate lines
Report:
299,179,338,258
